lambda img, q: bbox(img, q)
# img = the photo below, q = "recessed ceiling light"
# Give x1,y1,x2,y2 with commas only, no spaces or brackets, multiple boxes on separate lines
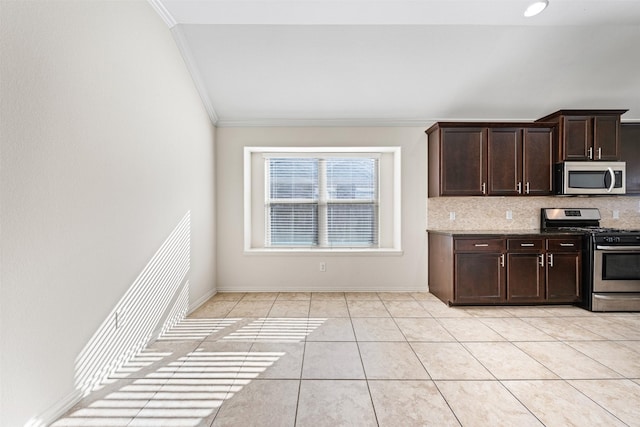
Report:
524,0,549,17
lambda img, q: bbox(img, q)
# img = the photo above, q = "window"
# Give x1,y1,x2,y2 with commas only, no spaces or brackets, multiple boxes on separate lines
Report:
245,147,401,253
266,157,378,248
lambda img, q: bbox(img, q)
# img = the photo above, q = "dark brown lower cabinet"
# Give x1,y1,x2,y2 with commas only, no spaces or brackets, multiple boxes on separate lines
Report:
546,237,582,302
546,252,581,302
455,253,506,303
506,238,545,303
428,232,582,305
507,253,545,303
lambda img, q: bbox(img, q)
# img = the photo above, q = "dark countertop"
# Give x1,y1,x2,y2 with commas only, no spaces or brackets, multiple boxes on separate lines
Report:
427,229,584,237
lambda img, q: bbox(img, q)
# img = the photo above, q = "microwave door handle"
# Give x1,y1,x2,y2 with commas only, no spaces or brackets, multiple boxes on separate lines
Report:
607,167,615,193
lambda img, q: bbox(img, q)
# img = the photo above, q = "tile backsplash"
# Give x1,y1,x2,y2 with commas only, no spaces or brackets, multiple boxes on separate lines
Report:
427,196,640,231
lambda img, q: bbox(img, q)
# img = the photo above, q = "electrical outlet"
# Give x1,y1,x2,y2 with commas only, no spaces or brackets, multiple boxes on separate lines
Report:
613,210,620,219
319,262,326,272
506,210,513,220
449,211,456,221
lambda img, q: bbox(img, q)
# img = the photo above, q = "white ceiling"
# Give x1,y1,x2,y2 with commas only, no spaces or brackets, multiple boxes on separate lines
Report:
151,0,640,126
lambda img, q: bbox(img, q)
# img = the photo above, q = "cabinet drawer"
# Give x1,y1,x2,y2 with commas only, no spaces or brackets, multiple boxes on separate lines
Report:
507,238,544,252
547,238,582,252
454,238,505,252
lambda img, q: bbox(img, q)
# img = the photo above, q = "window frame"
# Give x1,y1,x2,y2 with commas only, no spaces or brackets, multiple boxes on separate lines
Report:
244,146,402,254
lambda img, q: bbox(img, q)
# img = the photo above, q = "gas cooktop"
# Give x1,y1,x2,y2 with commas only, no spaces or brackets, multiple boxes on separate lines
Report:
555,227,640,234
541,208,640,246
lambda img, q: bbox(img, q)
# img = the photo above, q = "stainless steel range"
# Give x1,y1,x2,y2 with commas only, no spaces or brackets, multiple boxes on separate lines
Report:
541,208,640,312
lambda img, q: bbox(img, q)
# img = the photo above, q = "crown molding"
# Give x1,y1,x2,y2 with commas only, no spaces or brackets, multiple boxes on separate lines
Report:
214,116,546,128
215,118,432,128
170,26,219,125
148,0,177,28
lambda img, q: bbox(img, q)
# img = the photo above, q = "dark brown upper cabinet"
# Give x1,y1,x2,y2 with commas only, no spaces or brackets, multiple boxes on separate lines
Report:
487,128,519,195
536,110,627,161
430,126,486,196
621,123,640,194
488,127,554,196
427,123,554,197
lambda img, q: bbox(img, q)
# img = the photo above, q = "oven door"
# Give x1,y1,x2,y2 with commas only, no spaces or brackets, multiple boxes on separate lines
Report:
593,245,640,292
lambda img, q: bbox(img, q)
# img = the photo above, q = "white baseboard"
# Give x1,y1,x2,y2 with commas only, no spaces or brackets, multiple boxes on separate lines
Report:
215,286,427,293
25,389,83,427
27,286,216,426
188,288,217,314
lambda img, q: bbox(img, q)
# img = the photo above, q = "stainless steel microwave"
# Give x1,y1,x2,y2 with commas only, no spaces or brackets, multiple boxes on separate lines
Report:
554,161,626,195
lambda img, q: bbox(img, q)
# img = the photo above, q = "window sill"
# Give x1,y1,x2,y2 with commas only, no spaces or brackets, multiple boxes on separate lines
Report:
244,248,404,256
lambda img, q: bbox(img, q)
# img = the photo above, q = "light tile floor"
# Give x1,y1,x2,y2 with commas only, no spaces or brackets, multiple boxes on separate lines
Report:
53,292,640,426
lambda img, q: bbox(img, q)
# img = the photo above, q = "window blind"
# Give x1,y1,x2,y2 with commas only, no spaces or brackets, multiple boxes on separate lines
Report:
265,156,379,248
325,158,378,247
266,158,319,246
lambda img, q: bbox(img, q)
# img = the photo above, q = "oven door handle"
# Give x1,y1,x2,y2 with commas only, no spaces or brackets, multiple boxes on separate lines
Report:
596,245,640,251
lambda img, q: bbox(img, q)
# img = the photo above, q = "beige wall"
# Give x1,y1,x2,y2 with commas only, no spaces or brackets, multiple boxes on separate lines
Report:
216,126,427,292
0,2,215,425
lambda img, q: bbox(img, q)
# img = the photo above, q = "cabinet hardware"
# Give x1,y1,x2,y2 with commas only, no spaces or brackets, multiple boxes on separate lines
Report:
548,253,554,267
517,182,522,194
520,243,535,247
474,243,489,247
482,182,486,195
588,147,593,160
500,254,505,267
539,254,545,267
525,182,530,194
597,147,602,160
559,243,575,247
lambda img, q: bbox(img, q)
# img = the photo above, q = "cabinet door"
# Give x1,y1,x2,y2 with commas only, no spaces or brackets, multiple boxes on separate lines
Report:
546,252,581,303
454,253,506,303
563,116,592,160
441,128,486,196
621,123,640,194
594,115,620,160
522,128,553,195
507,253,545,302
488,128,521,195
